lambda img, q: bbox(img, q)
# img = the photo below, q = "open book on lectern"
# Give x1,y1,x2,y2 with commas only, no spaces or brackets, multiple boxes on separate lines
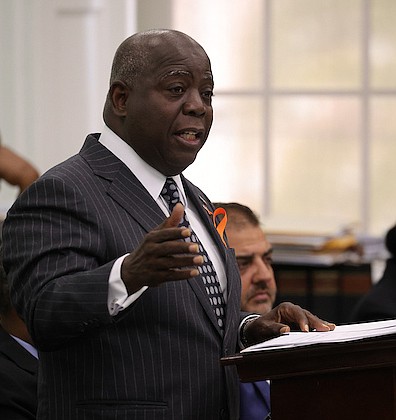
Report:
241,319,396,353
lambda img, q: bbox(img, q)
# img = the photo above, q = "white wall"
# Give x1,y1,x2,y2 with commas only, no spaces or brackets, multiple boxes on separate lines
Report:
0,0,137,213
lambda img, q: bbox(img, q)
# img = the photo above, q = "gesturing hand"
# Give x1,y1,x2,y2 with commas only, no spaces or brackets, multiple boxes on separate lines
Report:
243,302,336,346
121,203,204,295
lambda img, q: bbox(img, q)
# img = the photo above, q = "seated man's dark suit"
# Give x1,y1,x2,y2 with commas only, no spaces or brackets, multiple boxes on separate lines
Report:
350,258,396,322
3,135,242,420
240,380,271,420
0,327,38,419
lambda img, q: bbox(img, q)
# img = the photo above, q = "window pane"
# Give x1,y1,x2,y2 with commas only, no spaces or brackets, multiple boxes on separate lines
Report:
272,0,362,89
173,0,265,91
267,96,361,232
370,97,396,234
184,96,265,213
371,0,396,89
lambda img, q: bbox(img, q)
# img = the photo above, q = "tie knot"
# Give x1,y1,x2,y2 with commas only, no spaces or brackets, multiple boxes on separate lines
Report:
161,177,180,210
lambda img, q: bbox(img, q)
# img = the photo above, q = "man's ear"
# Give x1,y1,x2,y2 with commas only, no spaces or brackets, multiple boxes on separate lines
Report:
109,82,129,116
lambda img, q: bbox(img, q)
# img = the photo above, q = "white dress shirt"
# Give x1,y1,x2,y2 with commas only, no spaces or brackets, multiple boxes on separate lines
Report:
98,125,227,315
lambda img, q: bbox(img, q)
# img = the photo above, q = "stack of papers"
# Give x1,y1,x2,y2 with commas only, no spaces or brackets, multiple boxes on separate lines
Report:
266,231,364,266
241,319,396,353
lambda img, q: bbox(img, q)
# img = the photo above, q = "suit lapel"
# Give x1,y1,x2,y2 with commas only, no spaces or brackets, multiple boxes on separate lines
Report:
183,178,242,334
182,177,227,259
182,178,232,335
107,170,165,231
80,135,165,233
254,381,271,411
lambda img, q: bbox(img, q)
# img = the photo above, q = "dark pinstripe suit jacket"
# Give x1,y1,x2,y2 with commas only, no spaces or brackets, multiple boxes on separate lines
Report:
3,134,242,420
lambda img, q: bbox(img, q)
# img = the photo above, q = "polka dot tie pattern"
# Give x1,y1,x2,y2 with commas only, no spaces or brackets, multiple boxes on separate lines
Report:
161,177,226,331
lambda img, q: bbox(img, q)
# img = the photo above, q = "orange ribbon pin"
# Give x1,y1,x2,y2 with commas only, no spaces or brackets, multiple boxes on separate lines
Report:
203,205,228,247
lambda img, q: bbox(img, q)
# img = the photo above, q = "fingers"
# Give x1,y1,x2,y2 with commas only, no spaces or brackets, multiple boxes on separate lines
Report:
122,204,205,292
305,315,336,332
297,308,336,332
243,317,290,346
156,253,204,270
279,324,291,334
243,303,336,347
263,302,336,333
122,243,202,293
151,204,191,243
324,321,336,330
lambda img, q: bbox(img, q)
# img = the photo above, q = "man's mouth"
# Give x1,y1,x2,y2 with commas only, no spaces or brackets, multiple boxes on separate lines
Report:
180,131,199,141
252,291,270,302
175,130,203,143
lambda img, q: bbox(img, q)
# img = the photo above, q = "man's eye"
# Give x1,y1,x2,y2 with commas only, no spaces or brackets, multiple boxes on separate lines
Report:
169,86,184,94
263,256,273,266
202,90,214,99
236,258,252,271
238,261,249,269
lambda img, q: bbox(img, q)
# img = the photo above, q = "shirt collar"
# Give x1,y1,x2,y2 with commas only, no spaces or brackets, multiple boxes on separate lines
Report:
11,335,39,359
99,125,187,205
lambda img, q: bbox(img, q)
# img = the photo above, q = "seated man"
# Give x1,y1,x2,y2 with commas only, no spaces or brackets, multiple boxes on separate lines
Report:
215,202,276,420
0,223,38,419
350,224,396,322
0,134,39,194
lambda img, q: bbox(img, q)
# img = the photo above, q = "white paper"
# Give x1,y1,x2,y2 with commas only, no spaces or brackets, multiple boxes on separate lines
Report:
241,319,396,353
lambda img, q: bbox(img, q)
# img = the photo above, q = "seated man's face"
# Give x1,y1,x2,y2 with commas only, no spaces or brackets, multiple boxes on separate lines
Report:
227,224,277,315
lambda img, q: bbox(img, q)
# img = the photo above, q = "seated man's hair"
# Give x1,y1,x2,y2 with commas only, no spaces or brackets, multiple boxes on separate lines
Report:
385,224,396,257
213,202,260,227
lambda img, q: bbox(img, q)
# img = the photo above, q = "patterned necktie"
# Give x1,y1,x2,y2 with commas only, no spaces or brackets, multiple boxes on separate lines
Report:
161,177,226,330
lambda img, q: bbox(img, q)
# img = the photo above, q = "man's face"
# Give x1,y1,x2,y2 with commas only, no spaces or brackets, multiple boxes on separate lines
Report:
122,35,214,176
227,224,277,315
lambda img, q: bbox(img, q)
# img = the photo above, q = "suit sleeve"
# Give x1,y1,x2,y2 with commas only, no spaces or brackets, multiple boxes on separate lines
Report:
3,175,116,351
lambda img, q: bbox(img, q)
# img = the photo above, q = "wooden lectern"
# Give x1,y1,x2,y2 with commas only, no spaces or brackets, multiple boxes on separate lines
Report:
222,336,396,420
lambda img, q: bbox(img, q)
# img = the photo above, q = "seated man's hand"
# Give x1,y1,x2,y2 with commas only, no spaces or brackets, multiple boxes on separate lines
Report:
243,302,336,346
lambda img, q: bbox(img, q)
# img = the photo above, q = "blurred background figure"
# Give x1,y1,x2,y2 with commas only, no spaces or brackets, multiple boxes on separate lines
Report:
350,224,396,323
217,202,277,315
0,222,38,419
215,202,275,420
0,133,40,195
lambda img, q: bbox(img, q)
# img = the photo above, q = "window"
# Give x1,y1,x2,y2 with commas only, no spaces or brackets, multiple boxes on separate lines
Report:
173,0,396,236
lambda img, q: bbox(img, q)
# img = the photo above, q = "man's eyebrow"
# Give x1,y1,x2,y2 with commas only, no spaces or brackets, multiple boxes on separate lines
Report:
236,248,273,260
161,70,192,80
236,255,254,260
160,70,213,82
264,248,273,256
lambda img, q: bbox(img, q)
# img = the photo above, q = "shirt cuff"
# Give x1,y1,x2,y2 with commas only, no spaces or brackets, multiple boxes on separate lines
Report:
238,314,261,349
107,253,148,316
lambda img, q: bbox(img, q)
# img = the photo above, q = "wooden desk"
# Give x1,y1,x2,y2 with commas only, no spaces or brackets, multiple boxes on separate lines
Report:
222,336,396,419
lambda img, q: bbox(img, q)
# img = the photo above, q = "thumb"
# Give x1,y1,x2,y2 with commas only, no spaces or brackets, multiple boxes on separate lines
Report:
163,203,185,228
278,324,291,334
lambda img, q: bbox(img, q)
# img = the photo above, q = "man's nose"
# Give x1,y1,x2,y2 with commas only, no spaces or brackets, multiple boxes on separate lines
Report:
251,257,272,284
182,90,206,117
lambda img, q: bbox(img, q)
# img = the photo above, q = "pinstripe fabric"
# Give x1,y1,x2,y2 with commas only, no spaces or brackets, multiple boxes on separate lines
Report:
3,134,242,420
